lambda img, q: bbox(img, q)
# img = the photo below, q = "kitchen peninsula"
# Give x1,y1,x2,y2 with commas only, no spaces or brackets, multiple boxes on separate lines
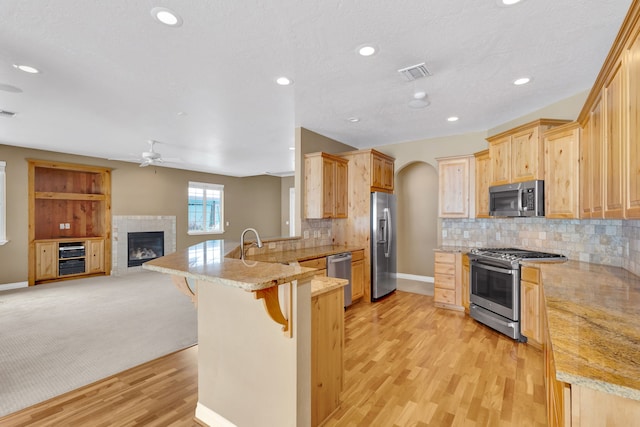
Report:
144,239,319,427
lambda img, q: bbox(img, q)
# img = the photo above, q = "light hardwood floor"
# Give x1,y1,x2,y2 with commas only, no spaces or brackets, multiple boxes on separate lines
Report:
0,291,546,426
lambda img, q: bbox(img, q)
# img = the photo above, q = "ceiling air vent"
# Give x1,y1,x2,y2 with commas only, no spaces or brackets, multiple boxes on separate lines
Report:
0,109,17,118
397,62,432,81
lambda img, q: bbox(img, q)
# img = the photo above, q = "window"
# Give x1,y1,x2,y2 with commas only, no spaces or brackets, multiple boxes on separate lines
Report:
188,182,224,235
0,161,6,245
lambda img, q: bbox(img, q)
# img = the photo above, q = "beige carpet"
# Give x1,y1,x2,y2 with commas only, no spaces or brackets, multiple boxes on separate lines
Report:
0,271,197,417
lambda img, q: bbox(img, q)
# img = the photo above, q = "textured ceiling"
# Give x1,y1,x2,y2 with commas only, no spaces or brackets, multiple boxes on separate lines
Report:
0,0,633,176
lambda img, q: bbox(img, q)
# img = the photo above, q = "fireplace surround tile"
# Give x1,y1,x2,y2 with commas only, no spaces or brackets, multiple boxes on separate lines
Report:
112,216,176,275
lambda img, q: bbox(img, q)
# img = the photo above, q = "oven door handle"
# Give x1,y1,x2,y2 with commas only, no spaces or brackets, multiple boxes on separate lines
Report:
472,262,514,275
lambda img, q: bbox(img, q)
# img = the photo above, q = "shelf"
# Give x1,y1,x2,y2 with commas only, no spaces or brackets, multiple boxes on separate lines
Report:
35,192,106,201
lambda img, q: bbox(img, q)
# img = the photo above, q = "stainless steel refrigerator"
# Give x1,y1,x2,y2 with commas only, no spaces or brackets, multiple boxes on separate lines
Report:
371,192,397,301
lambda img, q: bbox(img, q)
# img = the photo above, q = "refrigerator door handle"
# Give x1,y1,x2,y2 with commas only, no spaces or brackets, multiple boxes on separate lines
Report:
384,207,392,258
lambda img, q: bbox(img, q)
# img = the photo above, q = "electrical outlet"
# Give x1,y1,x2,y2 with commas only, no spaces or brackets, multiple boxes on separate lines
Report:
226,221,230,227
268,242,276,249
59,223,65,230
303,230,309,239
65,223,70,229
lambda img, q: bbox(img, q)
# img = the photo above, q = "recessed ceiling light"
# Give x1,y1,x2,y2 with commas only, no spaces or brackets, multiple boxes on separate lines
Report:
347,117,360,123
289,147,295,151
513,77,531,85
13,64,40,74
357,45,377,57
502,0,522,5
151,7,183,27
447,116,459,122
276,77,293,86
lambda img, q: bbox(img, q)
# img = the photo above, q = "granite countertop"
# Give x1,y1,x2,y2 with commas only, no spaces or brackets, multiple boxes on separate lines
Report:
529,260,640,401
311,276,349,297
143,240,317,291
245,245,365,264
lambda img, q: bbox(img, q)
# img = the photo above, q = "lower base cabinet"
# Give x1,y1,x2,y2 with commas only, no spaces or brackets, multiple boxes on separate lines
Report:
34,238,107,284
434,251,463,310
521,266,542,348
311,285,344,426
350,250,365,301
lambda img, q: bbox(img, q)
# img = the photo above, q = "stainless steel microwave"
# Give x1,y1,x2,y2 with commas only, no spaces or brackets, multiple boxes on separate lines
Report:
489,180,544,217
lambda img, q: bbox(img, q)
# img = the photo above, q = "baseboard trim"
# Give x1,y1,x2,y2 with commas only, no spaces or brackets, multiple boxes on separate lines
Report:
396,273,434,283
0,281,28,291
195,402,237,427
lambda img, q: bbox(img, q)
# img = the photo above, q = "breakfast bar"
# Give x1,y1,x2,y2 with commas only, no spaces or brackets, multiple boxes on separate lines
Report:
144,239,319,427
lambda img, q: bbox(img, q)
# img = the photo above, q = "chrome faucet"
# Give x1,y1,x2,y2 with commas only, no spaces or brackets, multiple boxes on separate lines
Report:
240,228,263,259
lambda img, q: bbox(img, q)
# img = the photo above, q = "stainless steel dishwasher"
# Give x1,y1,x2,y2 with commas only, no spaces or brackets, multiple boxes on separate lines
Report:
327,252,352,307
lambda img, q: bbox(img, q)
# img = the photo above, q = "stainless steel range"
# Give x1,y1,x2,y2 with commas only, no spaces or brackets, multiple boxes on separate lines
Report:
468,247,566,342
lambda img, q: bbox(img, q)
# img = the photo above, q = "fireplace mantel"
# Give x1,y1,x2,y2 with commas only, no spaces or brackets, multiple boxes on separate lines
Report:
112,216,176,275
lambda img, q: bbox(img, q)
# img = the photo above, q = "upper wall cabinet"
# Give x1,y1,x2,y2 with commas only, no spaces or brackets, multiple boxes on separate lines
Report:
304,152,348,219
486,119,570,186
370,150,395,193
578,1,640,219
437,155,475,218
474,149,491,218
544,122,581,219
626,25,640,218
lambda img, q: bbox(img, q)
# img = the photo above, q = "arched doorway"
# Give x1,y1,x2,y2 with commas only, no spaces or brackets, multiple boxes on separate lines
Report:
396,161,438,294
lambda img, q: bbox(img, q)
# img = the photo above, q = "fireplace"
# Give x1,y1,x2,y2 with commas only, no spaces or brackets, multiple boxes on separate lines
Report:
128,231,164,267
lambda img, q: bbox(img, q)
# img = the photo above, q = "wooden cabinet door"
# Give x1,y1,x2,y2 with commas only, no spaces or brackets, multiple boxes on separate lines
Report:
489,136,511,186
371,155,384,190
311,288,344,426
604,64,625,218
334,160,348,218
626,33,640,218
544,124,581,219
590,94,605,218
35,241,58,281
382,158,394,191
438,156,470,218
521,266,542,347
461,254,470,312
351,258,364,301
474,150,491,218
322,157,335,218
87,239,105,273
579,120,592,218
512,126,542,182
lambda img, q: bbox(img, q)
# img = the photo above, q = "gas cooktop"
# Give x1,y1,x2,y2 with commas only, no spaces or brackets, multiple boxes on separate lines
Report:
469,247,567,262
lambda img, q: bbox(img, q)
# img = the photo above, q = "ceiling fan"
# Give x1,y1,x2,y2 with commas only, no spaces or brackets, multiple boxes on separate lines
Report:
139,140,164,167
112,140,181,167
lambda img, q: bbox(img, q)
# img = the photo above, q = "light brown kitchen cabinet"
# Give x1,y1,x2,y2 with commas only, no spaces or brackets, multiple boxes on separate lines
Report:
304,152,348,219
35,241,57,281
544,122,581,219
299,257,328,277
87,239,105,274
474,150,491,218
28,160,111,285
371,151,395,192
311,281,345,426
350,249,365,301
581,94,605,218
604,62,625,219
625,28,640,218
434,251,463,311
461,253,470,313
437,155,475,218
487,119,570,186
521,266,542,348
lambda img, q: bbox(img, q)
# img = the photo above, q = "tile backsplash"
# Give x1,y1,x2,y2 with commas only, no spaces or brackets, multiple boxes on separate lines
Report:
442,218,640,276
